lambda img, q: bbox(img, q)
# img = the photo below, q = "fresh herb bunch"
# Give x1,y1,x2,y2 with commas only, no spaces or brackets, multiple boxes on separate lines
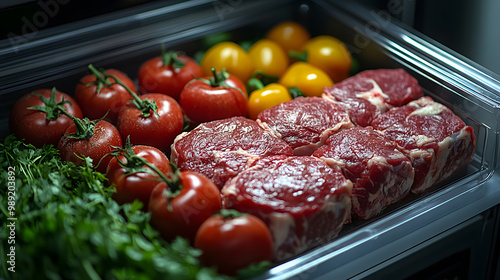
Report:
0,135,228,280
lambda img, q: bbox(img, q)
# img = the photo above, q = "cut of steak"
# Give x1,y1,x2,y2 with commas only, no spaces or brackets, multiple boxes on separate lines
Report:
313,126,414,220
323,69,423,126
171,116,294,189
222,155,352,261
257,97,354,156
371,96,476,193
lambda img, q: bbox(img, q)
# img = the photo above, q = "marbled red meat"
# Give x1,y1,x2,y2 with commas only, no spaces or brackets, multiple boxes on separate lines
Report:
222,155,352,261
313,126,414,219
371,96,475,193
171,116,294,189
323,69,423,126
257,97,354,156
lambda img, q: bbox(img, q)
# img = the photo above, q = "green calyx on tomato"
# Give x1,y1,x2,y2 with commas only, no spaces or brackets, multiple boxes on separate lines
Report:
160,44,186,69
247,78,292,119
108,136,170,179
204,67,230,87
62,116,99,140
288,87,307,99
108,136,184,211
217,208,247,219
247,77,266,91
27,87,71,121
28,87,98,140
195,67,246,98
289,50,308,62
88,64,159,118
160,163,185,211
248,71,280,90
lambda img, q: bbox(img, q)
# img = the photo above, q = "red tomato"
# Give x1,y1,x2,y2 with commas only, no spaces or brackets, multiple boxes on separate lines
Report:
148,171,222,244
116,93,184,152
106,145,172,207
194,211,273,275
138,51,203,100
9,88,83,148
179,69,248,124
74,68,136,124
58,119,122,173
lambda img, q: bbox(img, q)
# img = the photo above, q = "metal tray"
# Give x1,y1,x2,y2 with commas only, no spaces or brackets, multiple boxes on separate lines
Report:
1,0,499,278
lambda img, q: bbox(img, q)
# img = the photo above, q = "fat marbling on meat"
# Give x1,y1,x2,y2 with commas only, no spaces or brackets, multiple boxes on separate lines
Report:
222,155,352,261
371,96,476,193
257,97,354,156
323,69,423,126
313,126,414,219
171,116,294,189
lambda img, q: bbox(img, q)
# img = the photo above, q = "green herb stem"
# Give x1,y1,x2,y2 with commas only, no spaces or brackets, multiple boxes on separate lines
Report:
0,135,226,280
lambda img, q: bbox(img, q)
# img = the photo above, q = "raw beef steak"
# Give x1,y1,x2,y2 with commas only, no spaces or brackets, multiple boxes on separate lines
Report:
257,97,354,156
313,126,414,220
371,96,476,193
222,155,352,261
171,116,294,189
323,69,423,126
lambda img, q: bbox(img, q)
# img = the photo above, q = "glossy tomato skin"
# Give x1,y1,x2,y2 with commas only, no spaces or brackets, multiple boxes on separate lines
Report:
138,55,203,100
9,88,83,148
247,83,292,120
194,214,274,275
58,120,122,173
266,21,310,53
148,171,222,244
200,42,254,83
303,35,352,83
248,39,289,78
279,62,334,97
74,69,136,124
116,93,183,152
106,145,172,207
179,75,248,124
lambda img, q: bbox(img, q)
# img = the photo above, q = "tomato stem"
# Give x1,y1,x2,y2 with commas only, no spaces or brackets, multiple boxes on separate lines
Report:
87,64,159,118
250,71,280,87
208,67,230,87
210,67,220,85
288,87,307,99
247,78,265,90
112,136,172,182
108,136,184,210
109,136,188,211
85,66,114,94
161,45,186,69
202,68,246,99
289,50,308,62
62,115,97,140
218,209,247,219
59,105,106,141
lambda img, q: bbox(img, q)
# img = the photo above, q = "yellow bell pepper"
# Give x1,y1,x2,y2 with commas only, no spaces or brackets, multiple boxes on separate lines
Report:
278,62,333,97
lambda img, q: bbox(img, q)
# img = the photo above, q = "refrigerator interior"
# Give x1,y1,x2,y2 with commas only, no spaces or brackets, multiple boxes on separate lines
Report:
0,0,499,278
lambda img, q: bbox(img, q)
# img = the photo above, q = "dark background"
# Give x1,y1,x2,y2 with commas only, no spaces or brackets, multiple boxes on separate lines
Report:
1,0,499,76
